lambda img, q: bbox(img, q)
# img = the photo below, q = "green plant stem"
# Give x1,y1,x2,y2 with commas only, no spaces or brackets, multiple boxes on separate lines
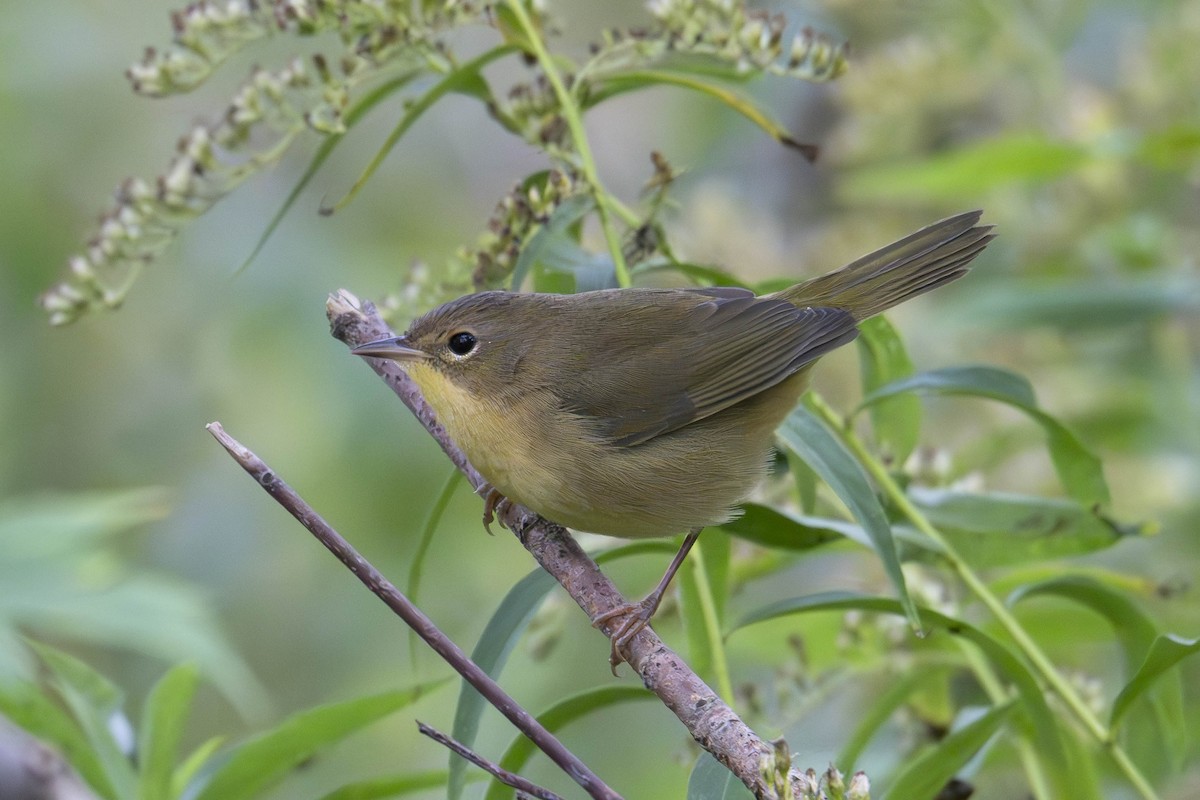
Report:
407,469,463,672
959,643,1053,800
805,392,1162,800
504,0,631,287
689,545,734,705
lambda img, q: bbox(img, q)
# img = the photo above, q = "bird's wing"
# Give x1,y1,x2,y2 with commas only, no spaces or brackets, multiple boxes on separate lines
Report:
560,290,859,446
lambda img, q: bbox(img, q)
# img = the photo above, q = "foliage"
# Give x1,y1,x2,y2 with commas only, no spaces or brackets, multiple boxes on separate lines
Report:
0,642,447,800
11,0,1200,799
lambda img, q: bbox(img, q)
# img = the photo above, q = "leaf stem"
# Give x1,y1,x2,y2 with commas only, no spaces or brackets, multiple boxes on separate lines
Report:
806,392,1162,800
689,545,735,705
503,0,631,287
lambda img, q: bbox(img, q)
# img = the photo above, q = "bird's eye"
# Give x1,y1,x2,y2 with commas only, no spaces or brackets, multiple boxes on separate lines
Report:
447,331,477,356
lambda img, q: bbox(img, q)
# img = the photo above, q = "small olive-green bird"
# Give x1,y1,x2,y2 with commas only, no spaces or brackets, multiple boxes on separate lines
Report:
354,211,993,666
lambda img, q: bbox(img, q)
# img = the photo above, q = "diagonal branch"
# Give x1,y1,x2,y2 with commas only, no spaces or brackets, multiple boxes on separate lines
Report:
205,421,622,800
327,289,806,798
417,721,565,800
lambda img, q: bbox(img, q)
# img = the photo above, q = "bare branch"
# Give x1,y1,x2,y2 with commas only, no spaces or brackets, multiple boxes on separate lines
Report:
327,289,801,798
416,721,565,800
206,421,622,800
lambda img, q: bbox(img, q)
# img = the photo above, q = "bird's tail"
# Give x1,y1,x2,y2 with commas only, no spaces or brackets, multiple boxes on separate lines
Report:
778,211,994,321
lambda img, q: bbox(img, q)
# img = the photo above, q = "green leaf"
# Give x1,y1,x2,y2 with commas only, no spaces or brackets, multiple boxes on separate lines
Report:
0,491,266,718
446,568,556,800
27,641,137,800
483,686,652,800
447,542,675,800
777,404,919,630
843,133,1091,202
172,735,225,798
324,45,519,214
191,682,444,800
586,70,816,160
535,235,617,293
316,770,454,800
1112,635,1200,728
718,503,857,551
236,72,420,273
629,260,749,288
837,664,954,771
952,276,1200,330
1006,576,1156,667
1007,575,1189,767
509,194,596,291
909,488,1132,567
883,702,1015,800
686,752,754,800
856,317,920,464
138,662,200,800
0,487,171,560
733,592,1065,765
859,366,1109,505
0,679,117,800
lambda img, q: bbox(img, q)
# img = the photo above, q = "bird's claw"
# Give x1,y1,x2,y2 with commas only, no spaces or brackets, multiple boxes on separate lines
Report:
594,595,662,676
479,484,512,535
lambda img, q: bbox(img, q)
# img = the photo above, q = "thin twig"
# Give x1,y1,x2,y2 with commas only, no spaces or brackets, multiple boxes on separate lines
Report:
327,289,798,798
416,721,565,800
205,421,622,800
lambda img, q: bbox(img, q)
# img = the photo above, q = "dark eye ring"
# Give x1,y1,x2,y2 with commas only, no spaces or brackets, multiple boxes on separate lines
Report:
447,331,477,356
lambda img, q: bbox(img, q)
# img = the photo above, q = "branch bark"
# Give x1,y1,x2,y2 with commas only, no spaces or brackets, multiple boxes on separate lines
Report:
206,422,621,800
327,289,802,798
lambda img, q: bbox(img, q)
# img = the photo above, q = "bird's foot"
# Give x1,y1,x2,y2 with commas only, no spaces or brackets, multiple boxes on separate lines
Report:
478,484,513,535
593,591,666,676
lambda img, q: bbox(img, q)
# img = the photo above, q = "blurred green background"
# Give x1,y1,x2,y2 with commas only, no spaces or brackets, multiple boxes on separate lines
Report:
2,0,1198,797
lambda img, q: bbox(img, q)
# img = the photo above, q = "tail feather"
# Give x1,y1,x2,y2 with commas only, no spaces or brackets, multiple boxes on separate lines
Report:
780,211,994,320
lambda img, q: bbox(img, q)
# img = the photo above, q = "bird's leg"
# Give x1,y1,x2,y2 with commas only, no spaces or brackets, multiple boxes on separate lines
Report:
478,483,512,535
594,528,701,674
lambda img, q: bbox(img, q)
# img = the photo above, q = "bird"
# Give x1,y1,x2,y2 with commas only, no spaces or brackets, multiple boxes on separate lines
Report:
353,210,993,669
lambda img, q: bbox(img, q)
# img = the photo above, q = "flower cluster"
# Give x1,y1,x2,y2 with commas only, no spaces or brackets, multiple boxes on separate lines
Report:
646,0,847,80
466,169,579,289
44,0,492,325
127,0,485,96
41,55,348,325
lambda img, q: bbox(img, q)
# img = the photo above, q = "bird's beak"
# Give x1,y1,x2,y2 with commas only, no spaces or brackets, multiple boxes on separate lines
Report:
351,336,430,362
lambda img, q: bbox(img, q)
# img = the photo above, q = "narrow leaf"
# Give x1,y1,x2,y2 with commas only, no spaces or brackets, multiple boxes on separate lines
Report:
447,542,674,800
587,70,816,159
856,317,920,464
316,770,454,800
0,680,117,800
483,686,652,800
236,72,420,273
837,664,953,771
191,682,445,800
508,194,595,291
883,703,1015,800
777,405,919,630
446,569,555,800
860,366,1109,505
324,45,519,214
138,662,200,800
28,641,137,799
1112,635,1200,728
733,592,1065,763
629,260,749,288
843,133,1091,202
910,488,1132,567
718,503,858,551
